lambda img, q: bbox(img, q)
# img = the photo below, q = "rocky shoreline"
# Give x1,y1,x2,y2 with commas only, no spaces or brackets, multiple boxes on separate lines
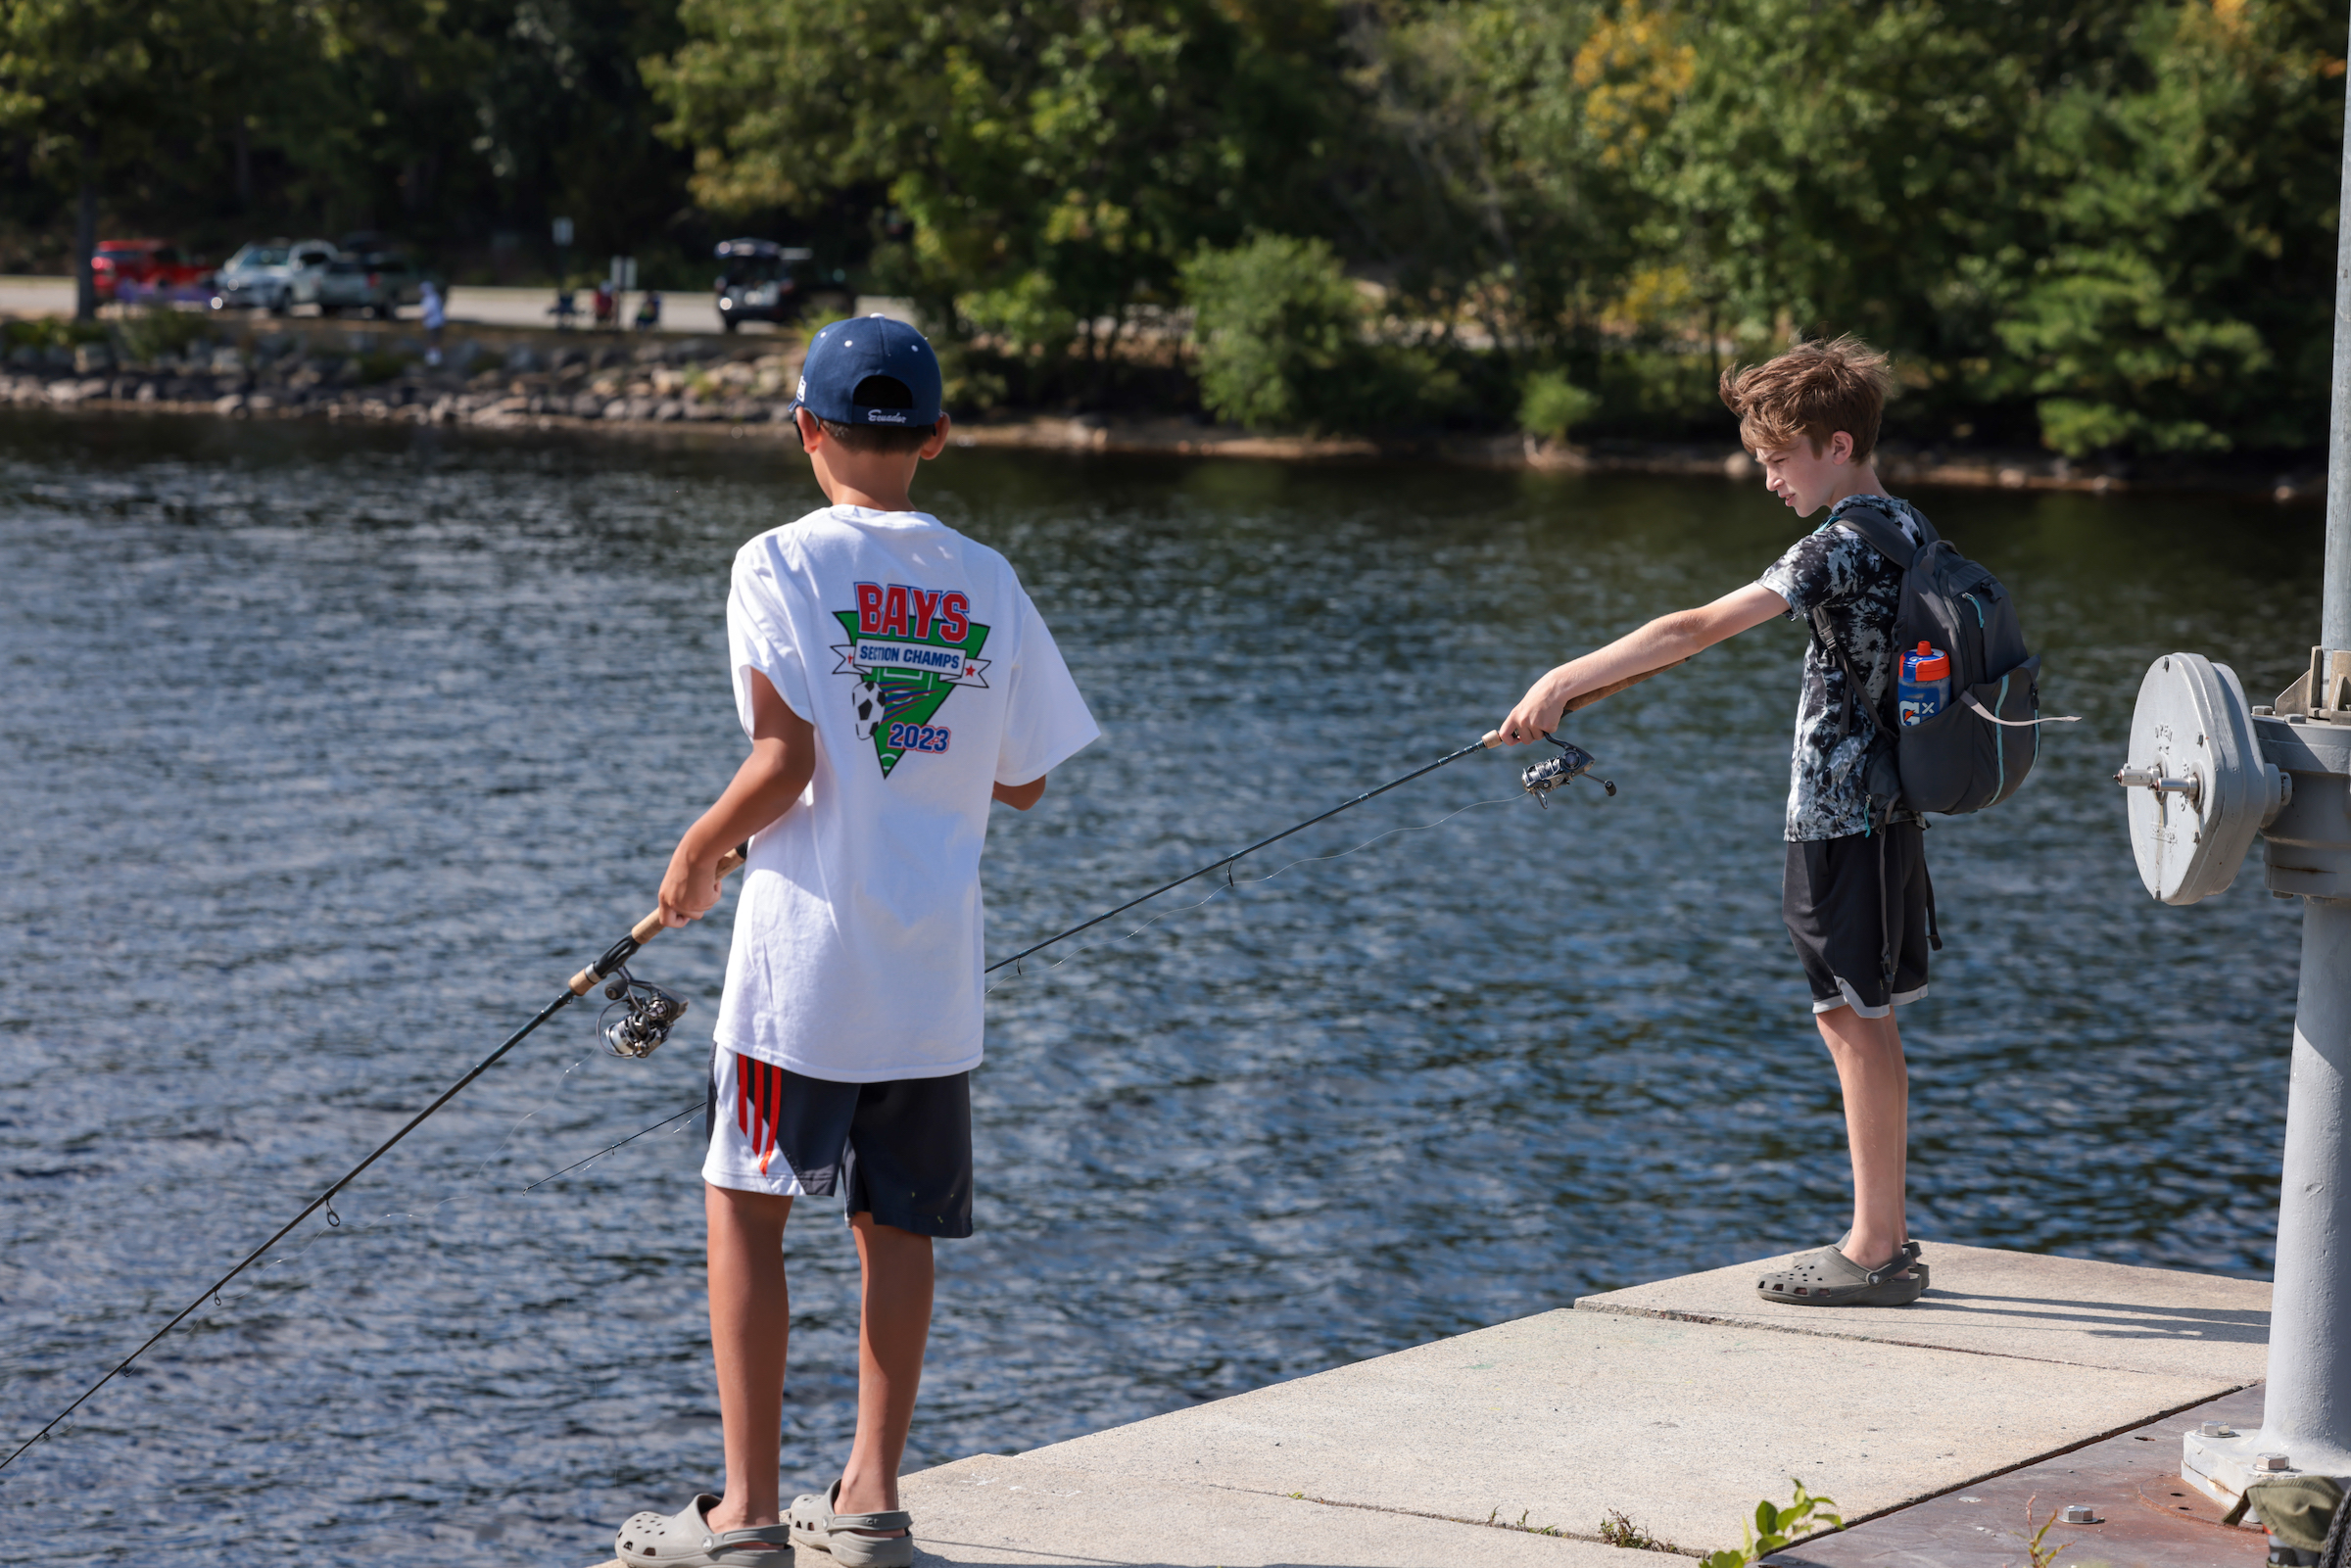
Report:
0,323,2325,500
1,330,800,431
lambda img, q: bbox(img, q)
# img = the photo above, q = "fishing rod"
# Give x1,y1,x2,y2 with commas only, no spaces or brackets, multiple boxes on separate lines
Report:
0,846,749,1478
984,662,1680,977
529,668,1682,1196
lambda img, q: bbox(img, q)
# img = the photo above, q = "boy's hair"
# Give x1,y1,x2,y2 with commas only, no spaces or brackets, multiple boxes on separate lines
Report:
810,372,937,453
1718,335,1893,461
815,415,937,454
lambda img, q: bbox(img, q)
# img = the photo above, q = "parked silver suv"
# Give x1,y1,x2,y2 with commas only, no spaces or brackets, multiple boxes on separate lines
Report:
212,238,337,313
305,253,424,319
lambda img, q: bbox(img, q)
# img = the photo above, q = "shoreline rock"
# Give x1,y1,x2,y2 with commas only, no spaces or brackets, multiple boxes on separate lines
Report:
0,356,2324,501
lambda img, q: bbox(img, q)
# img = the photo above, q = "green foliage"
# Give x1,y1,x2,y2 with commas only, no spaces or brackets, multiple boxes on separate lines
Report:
1607,0,2337,453
0,0,2335,451
1180,235,1448,433
111,307,211,364
1990,0,2342,454
1598,1508,1678,1552
1698,1479,1844,1568
1518,370,1603,442
1183,235,1363,429
647,0,1348,369
352,351,412,386
3,316,108,350
2013,1497,2070,1568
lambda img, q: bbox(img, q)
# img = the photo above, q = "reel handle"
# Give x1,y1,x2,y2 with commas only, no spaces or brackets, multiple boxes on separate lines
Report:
1480,658,1689,746
570,844,750,994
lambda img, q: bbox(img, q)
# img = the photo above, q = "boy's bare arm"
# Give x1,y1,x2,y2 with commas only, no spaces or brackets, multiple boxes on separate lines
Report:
992,776,1047,810
1494,581,1789,744
659,670,815,927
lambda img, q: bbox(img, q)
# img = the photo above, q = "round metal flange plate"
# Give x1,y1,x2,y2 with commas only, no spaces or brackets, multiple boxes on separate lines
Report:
2122,652,2262,904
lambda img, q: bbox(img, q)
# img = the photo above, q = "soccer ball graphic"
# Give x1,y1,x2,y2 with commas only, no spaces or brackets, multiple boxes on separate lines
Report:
850,677,886,740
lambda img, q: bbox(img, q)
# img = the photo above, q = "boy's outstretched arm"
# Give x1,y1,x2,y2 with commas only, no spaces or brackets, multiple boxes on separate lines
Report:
659,669,814,927
1494,582,1789,744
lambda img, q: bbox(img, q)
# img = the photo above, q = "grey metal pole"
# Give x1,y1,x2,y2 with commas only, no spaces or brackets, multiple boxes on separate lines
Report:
2328,8,2351,653
2251,1,2351,1476
2182,14,2351,1503
2259,906,2351,1475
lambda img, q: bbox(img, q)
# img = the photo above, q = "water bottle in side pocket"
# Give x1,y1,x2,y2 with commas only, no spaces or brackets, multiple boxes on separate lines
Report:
1898,642,1950,727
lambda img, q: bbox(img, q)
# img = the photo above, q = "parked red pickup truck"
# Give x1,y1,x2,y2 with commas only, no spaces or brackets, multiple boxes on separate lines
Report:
92,240,213,303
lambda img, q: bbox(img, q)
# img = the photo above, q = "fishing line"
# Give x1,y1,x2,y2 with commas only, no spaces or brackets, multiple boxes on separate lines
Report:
984,790,1532,993
986,726,1613,977
531,788,1558,1187
5,675,1667,1471
524,1099,705,1192
0,846,750,1478
189,1037,672,1319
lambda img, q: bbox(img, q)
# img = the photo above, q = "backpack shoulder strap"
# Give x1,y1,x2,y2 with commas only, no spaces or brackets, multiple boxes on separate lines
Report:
1826,499,1930,568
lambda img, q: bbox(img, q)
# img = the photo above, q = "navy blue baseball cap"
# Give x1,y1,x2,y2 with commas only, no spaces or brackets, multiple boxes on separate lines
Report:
792,314,943,428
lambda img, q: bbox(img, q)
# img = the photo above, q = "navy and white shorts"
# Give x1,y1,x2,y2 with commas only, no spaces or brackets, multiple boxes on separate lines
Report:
702,1046,974,1238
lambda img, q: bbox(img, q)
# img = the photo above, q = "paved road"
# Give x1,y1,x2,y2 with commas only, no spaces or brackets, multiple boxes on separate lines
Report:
0,275,837,337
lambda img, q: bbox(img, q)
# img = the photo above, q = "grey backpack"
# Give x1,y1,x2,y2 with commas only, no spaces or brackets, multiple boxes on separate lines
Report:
1812,500,2057,820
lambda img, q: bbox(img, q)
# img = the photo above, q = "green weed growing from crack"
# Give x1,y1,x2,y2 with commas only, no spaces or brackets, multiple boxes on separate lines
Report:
1700,1479,1844,1568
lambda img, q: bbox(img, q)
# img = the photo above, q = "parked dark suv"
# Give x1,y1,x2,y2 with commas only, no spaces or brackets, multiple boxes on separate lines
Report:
712,239,848,331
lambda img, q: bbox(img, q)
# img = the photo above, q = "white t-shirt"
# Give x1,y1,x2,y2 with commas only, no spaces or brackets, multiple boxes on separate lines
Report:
713,504,1099,1082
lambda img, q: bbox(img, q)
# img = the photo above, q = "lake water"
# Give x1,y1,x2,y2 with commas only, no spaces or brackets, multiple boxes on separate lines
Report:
0,412,2319,1564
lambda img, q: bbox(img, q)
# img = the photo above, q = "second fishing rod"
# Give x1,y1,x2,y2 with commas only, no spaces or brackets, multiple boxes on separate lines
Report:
984,663,1677,976
0,845,749,1478
4,667,1656,1475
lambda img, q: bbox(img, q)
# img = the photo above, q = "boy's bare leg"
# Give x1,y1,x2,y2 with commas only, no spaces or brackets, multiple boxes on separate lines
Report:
1815,1005,1910,1267
834,1213,935,1537
704,1182,794,1546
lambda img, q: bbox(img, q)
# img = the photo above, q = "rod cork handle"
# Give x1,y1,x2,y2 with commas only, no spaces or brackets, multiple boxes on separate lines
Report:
1481,659,1692,746
569,843,750,994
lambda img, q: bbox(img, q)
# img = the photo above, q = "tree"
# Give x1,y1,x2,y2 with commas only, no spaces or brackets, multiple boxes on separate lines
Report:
1994,0,2343,455
0,0,257,316
1338,0,1635,362
646,1,1352,382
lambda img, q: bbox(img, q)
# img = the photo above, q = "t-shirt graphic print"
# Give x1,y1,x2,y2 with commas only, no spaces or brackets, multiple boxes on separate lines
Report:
834,581,990,777
1755,494,1927,843
716,504,1099,1083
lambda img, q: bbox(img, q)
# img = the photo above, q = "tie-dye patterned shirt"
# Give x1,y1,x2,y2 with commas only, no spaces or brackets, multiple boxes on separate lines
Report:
1755,495,1927,841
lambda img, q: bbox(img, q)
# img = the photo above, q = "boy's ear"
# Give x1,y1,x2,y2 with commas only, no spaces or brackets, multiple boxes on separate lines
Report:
918,413,952,461
1825,430,1854,465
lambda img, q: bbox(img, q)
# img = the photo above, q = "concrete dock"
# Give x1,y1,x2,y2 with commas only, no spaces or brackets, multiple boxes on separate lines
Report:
586,1243,2273,1567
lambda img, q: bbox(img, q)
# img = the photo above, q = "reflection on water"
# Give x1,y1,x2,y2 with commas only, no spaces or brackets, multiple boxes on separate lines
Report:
0,412,2317,1564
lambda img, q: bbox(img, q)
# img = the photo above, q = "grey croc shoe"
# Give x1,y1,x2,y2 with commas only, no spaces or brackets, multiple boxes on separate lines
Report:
1756,1241,1927,1307
790,1480,914,1568
615,1494,793,1567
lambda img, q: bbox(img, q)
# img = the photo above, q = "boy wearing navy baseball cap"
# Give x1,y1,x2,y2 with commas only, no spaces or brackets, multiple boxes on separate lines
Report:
612,317,1098,1568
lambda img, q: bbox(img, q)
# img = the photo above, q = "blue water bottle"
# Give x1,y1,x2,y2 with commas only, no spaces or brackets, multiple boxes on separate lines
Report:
1897,642,1950,727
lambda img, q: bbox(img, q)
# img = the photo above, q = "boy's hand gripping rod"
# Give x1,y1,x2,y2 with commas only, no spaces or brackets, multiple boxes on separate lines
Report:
984,662,1680,976
0,846,749,1478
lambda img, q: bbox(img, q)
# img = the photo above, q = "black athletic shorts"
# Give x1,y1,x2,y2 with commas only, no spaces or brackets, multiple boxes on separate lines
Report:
1782,823,1936,1020
702,1047,974,1238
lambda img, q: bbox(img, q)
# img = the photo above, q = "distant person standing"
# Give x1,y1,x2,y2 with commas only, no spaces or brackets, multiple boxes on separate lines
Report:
419,280,447,366
593,280,616,328
634,289,662,331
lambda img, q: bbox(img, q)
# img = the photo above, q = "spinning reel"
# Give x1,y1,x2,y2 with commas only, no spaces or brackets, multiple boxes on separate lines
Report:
598,967,690,1059
1519,734,1616,807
